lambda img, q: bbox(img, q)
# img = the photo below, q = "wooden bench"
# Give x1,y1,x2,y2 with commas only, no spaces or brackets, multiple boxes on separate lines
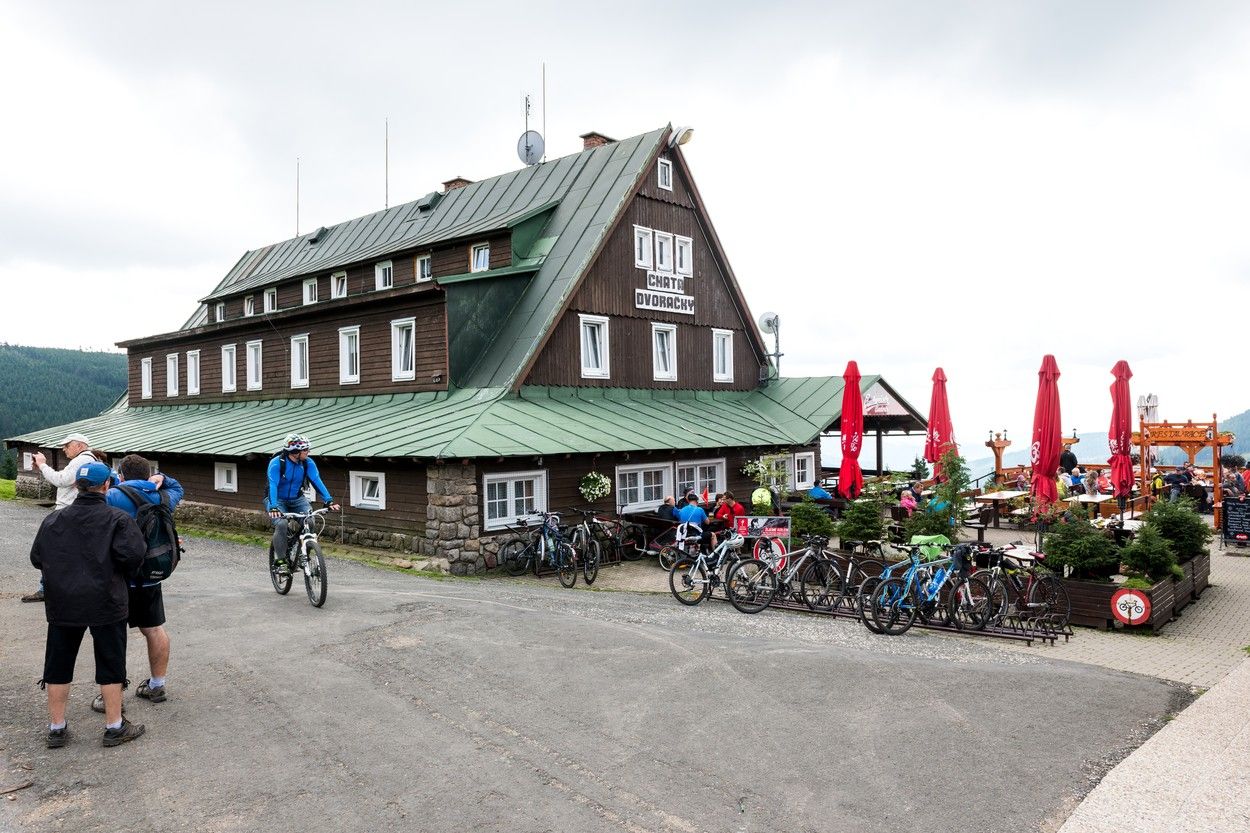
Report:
962,505,993,544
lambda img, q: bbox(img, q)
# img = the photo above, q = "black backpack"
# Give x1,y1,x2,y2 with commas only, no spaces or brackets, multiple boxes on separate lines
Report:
116,485,183,584
262,452,310,502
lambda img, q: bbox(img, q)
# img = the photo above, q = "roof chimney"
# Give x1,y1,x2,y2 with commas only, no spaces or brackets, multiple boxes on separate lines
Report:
441,176,473,192
579,131,615,150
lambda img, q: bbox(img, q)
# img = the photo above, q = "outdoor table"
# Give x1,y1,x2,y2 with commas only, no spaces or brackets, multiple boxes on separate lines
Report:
1067,494,1114,515
973,490,1030,528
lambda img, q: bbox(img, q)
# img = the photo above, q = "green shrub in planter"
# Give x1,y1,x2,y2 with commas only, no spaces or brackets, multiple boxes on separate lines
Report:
1119,523,1180,583
1042,515,1119,580
903,508,954,541
835,496,886,544
789,497,835,539
1142,498,1212,562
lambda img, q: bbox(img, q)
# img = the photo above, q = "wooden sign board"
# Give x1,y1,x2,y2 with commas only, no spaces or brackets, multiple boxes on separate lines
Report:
1223,498,1250,544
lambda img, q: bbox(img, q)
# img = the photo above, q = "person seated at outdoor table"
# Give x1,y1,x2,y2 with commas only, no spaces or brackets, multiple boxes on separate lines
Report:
1096,470,1111,494
713,491,746,533
1015,470,1029,491
657,495,678,522
1223,470,1244,498
1055,467,1070,499
675,491,713,552
899,489,918,516
808,483,833,500
1164,469,1186,502
1069,467,1086,495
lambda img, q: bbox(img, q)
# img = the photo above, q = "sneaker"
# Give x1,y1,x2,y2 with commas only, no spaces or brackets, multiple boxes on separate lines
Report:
91,694,126,714
102,719,145,747
275,559,291,577
46,726,69,749
136,681,166,703
21,591,45,603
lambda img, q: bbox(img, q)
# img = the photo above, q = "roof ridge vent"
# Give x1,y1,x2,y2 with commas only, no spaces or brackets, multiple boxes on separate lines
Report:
307,226,329,245
415,191,444,213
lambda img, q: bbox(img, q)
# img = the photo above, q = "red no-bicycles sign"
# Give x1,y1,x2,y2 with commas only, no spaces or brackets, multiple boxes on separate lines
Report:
1111,588,1151,626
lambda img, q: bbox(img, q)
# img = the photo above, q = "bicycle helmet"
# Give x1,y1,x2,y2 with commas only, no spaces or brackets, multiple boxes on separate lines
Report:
282,433,311,452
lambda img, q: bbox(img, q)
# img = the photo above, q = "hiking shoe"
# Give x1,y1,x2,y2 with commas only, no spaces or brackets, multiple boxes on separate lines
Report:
136,681,166,703
102,719,145,747
46,727,69,749
90,694,125,714
21,591,45,603
275,560,291,577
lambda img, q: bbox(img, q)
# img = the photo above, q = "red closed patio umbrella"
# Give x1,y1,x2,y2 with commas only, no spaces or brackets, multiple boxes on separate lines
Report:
1030,355,1062,508
838,361,864,499
1108,360,1135,504
924,367,958,481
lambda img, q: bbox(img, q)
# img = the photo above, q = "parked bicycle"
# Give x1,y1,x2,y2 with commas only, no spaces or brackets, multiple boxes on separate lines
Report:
268,507,331,608
865,543,991,635
796,537,885,614
668,529,749,605
500,512,579,587
971,542,1072,630
567,510,605,585
724,534,844,614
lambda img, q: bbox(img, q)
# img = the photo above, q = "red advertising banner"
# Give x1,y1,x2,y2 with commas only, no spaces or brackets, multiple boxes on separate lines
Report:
735,516,791,539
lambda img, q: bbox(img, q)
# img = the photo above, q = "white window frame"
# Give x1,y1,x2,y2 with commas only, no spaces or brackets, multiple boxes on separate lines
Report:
244,295,255,316
481,469,548,531
303,277,319,305
350,471,387,511
654,231,674,274
652,322,677,382
214,462,238,493
470,243,490,273
215,302,226,322
615,463,673,513
712,328,734,384
675,235,693,277
221,344,237,393
246,339,263,391
578,314,610,379
391,317,416,381
187,350,201,396
658,158,673,191
676,458,727,500
166,353,179,397
339,326,360,385
793,451,817,491
263,287,277,313
331,271,348,299
140,357,152,400
374,261,393,291
633,225,653,269
290,334,310,389
416,255,432,283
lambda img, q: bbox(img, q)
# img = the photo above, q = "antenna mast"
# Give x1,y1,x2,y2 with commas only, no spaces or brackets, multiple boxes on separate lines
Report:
295,157,300,237
542,61,546,162
384,117,389,209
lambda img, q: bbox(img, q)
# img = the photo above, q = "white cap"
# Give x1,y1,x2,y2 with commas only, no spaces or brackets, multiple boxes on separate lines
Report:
57,433,91,446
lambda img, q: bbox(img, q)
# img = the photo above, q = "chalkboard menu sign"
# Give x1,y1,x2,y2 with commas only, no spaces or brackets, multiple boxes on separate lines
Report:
1223,498,1250,543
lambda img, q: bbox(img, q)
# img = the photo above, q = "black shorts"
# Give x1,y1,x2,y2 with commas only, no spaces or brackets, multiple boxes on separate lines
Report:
43,620,128,685
128,584,166,629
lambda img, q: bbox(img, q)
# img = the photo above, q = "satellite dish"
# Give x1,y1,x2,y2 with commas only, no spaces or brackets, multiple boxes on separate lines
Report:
758,311,780,334
517,130,544,166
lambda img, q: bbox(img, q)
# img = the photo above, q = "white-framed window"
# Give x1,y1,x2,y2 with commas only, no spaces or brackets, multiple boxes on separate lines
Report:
712,329,734,383
140,357,152,400
616,463,672,513
290,334,310,388
677,458,726,499
214,462,238,493
391,317,415,381
654,231,674,273
633,225,653,269
375,261,393,290
793,452,816,491
215,302,226,322
331,271,348,299
416,255,432,282
658,158,673,191
244,295,255,316
264,287,277,313
166,353,179,397
303,277,319,305
187,350,201,396
22,452,34,470
482,469,548,531
350,471,387,510
675,235,693,277
339,326,360,385
246,339,263,391
470,243,490,272
579,314,610,379
652,323,677,381
221,344,237,393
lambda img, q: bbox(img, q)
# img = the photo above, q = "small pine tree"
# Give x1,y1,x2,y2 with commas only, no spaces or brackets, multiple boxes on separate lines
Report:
835,495,886,544
910,456,929,481
1120,524,1180,583
0,450,15,480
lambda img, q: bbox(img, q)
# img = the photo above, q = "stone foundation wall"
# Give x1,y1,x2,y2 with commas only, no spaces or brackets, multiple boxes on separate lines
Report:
425,464,483,575
15,474,54,501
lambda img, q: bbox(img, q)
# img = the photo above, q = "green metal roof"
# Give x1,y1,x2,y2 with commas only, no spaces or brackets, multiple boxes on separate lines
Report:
6,377,911,460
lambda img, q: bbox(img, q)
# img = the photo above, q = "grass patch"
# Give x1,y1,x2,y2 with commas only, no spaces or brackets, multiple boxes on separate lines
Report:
0,480,15,501
181,524,271,548
1243,645,1250,656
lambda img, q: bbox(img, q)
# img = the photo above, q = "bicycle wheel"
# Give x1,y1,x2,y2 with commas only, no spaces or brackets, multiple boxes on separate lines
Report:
726,559,777,614
947,576,992,631
869,577,917,636
753,537,789,568
303,541,327,608
857,575,885,633
268,544,293,595
501,538,530,576
658,545,681,571
915,582,950,627
556,543,577,588
619,524,646,560
1027,575,1072,629
799,558,844,612
669,558,710,605
582,540,601,585
972,572,1010,624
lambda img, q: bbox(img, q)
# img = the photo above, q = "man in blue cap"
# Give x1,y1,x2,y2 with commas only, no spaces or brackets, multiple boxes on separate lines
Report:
30,461,147,748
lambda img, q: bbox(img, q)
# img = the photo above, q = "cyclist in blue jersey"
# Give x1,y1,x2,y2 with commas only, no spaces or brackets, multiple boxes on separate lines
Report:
674,491,713,553
267,434,339,573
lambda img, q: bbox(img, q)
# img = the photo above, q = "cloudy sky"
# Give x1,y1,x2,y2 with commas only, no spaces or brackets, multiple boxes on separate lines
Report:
3,1,1248,466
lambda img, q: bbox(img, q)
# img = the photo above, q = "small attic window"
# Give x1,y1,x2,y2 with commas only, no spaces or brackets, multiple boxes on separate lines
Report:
658,158,673,191
308,226,328,245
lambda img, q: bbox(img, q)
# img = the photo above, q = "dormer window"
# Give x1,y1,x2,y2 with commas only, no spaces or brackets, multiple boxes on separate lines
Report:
375,261,393,290
215,302,225,322
244,296,255,316
658,158,673,191
470,243,490,273
263,287,277,313
303,278,318,305
416,255,432,282
331,271,348,299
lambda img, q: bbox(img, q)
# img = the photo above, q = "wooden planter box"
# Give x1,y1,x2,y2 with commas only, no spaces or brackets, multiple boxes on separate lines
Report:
1174,560,1195,616
1193,551,1211,597
1063,575,1175,632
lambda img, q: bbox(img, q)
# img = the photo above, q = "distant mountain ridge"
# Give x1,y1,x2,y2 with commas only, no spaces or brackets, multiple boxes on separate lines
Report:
0,344,127,455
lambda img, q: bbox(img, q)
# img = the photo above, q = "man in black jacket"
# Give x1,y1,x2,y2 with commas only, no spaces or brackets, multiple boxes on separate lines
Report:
1059,445,1078,474
30,462,147,748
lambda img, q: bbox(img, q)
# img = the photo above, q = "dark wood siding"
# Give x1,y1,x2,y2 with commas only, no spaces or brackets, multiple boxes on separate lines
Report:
636,152,695,207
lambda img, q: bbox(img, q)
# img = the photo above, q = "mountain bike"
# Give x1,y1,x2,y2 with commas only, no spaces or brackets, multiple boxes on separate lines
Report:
668,530,748,605
568,510,604,585
865,544,991,635
570,508,646,563
500,512,578,587
971,543,1072,629
269,507,330,608
796,537,885,613
724,535,840,614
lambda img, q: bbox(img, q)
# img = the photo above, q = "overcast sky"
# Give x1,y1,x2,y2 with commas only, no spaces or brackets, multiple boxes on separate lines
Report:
3,1,1248,466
